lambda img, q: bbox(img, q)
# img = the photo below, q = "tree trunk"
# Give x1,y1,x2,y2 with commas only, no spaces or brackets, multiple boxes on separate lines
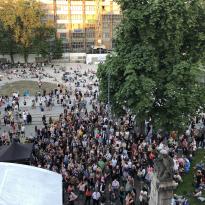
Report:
139,120,145,135
135,119,145,136
24,51,28,63
10,52,14,64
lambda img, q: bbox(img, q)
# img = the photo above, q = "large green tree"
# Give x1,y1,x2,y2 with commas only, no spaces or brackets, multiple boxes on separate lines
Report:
97,0,205,132
0,0,55,62
52,37,63,59
0,23,18,63
33,24,55,58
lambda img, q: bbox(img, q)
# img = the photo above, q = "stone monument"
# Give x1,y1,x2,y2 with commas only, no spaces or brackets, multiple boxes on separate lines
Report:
149,149,177,205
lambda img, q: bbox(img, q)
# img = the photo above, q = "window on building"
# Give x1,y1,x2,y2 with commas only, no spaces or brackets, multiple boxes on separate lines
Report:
86,42,94,47
47,14,54,20
103,32,110,39
85,6,95,11
71,14,82,20
72,42,84,49
57,5,68,11
86,32,94,38
57,24,67,29
57,14,68,20
60,33,67,39
62,43,69,52
70,6,82,11
103,23,109,29
72,33,84,38
86,24,95,28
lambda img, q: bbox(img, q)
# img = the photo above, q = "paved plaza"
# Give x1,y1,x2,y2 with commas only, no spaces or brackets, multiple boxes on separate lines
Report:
0,63,97,137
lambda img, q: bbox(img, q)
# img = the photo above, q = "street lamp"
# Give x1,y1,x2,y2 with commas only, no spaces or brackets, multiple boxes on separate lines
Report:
108,70,111,120
98,39,102,54
106,67,112,144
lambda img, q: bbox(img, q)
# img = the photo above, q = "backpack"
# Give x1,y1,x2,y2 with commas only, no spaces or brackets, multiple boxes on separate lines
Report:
85,190,92,197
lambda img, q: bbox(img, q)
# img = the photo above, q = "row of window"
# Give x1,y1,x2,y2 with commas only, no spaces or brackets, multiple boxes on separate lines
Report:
55,16,83,21
60,36,110,41
73,33,84,38
57,24,67,29
56,5,68,11
56,5,96,11
86,32,95,38
70,6,82,11
71,14,83,20
72,42,84,49
60,33,67,38
103,15,122,20
57,23,118,29
103,32,110,38
85,6,95,11
57,24,87,30
52,14,120,21
59,32,95,38
61,43,115,52
57,14,68,20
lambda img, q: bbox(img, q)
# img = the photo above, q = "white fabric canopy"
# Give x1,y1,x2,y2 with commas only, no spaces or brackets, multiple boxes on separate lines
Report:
0,163,62,205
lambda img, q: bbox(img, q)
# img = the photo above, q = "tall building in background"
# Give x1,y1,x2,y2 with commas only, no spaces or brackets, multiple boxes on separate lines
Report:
39,0,121,52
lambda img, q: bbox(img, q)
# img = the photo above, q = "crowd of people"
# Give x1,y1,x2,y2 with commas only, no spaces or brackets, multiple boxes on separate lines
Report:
0,63,205,205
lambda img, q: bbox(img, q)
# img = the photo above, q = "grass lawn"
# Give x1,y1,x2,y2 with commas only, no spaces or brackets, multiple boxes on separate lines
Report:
175,149,205,205
0,80,58,96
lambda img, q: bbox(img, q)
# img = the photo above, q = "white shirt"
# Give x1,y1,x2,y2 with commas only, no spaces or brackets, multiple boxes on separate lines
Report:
23,112,27,121
92,192,101,200
128,161,132,168
79,183,86,192
112,180,119,189
173,159,179,171
105,152,111,160
111,158,117,167
21,126,25,132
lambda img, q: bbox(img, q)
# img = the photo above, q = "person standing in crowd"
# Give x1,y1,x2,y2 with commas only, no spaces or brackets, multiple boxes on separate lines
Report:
22,111,27,125
21,124,25,138
92,190,101,205
84,187,92,205
119,186,126,205
78,180,86,200
27,112,32,124
68,191,78,205
125,191,135,205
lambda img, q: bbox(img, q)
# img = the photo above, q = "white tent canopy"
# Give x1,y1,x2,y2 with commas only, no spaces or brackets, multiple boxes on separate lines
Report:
0,163,62,205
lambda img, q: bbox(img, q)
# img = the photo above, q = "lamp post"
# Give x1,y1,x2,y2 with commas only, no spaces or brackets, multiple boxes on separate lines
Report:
108,70,111,120
91,45,94,54
106,70,111,141
98,39,102,54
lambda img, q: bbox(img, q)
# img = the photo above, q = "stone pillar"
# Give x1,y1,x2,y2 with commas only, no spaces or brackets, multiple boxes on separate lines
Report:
149,173,177,205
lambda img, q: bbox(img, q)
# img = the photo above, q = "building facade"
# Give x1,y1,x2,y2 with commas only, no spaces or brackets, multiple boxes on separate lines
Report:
39,0,121,52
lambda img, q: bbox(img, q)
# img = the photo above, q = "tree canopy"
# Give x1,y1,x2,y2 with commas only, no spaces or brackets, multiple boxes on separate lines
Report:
0,22,18,63
97,0,205,132
52,37,63,59
0,0,59,62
